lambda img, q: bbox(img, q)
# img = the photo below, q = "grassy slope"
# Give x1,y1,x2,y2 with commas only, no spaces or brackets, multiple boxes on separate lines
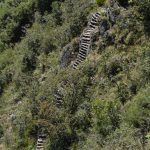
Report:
0,0,150,150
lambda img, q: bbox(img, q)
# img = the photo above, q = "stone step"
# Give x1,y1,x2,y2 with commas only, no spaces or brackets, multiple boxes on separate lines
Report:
81,39,91,42
79,45,89,50
56,98,63,101
54,94,62,99
89,23,97,28
82,43,89,47
37,143,43,146
80,52,87,56
78,54,86,60
90,20,98,25
92,14,99,21
79,52,86,56
80,47,87,52
36,146,44,150
80,51,87,56
73,61,80,66
82,34,91,38
78,52,86,58
37,140,44,144
91,13,100,21
91,18,98,23
73,59,84,68
95,12,100,16
83,31,91,34
56,99,63,103
89,22,97,27
37,139,43,143
80,40,91,46
56,97,62,101
72,62,79,68
77,55,85,61
81,38,91,41
81,38,91,42
81,37,91,41
56,101,62,105
72,65,78,69
84,30,92,33
92,16,98,21
81,45,88,49
38,135,46,138
80,48,87,52
82,40,91,44
37,145,44,148
82,35,91,38
81,42,89,45
84,28,93,32
89,24,97,29
81,41,91,47
93,13,100,18
76,58,82,63
79,49,87,53
80,46,88,50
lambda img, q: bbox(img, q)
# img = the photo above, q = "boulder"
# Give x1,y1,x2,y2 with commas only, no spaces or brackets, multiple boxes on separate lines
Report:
59,44,73,68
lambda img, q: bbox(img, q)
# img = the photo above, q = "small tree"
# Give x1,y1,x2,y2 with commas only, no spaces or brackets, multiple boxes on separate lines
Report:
96,0,106,6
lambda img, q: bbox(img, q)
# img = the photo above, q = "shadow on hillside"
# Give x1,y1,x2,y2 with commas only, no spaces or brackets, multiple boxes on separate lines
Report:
144,20,150,36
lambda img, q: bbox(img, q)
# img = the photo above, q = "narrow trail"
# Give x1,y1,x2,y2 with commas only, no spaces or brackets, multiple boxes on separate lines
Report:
72,13,100,69
36,12,101,150
0,144,5,150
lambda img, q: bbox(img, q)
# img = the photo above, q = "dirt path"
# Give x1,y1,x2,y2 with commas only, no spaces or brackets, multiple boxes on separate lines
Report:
0,144,5,150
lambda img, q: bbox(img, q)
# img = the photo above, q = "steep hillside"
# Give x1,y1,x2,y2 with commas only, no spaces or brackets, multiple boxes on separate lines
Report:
0,0,150,150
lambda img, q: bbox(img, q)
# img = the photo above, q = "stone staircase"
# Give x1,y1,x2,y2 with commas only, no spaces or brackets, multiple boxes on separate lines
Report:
36,12,101,150
54,86,64,106
72,13,100,69
35,0,122,147
36,131,46,150
54,13,100,106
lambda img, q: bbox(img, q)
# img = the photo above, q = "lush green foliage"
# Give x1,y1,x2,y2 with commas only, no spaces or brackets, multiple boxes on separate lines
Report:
0,0,150,150
96,0,106,6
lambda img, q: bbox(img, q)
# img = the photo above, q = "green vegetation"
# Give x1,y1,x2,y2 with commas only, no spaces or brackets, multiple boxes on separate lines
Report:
0,0,150,150
96,0,106,6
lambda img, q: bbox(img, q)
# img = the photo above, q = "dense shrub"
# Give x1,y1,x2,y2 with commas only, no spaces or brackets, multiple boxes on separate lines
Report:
123,86,150,148
0,125,4,138
96,0,106,6
117,0,129,7
137,0,150,19
92,99,120,137
0,0,150,149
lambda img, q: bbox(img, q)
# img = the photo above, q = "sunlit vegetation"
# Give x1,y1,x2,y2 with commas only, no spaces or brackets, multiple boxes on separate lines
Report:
0,0,150,149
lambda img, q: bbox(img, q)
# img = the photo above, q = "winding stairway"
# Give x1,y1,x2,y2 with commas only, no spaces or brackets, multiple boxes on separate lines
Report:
36,12,100,150
72,12,100,69
36,130,46,150
54,13,100,107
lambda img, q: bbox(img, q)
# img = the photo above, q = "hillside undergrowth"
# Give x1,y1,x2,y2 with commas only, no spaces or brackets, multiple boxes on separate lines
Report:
0,0,150,150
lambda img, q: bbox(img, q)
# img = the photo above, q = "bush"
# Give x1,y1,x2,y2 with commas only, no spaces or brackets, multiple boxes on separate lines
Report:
117,0,129,7
0,125,4,138
123,85,150,148
104,124,142,150
96,0,106,6
137,0,150,19
92,99,120,137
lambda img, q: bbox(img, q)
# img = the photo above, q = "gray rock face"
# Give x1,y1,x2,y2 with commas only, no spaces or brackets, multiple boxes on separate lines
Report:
98,1,122,47
99,20,110,36
103,31,115,45
9,113,16,122
107,7,116,24
59,44,73,68
0,86,2,94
